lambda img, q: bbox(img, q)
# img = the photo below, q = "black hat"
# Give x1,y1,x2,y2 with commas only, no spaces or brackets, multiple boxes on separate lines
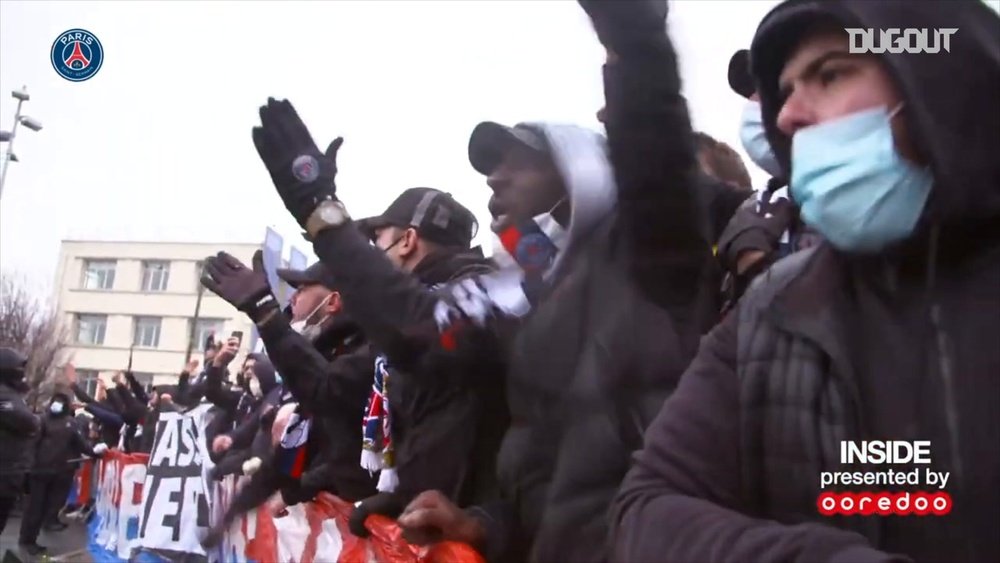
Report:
276,261,332,290
356,187,478,248
0,347,27,371
468,121,548,176
728,49,755,99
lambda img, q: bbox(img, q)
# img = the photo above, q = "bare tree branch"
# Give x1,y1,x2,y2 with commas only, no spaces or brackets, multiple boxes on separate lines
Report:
0,272,70,408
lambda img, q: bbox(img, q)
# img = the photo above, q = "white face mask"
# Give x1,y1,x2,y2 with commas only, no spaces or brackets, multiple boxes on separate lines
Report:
490,198,569,272
739,100,783,178
290,293,333,340
249,377,262,398
50,402,65,415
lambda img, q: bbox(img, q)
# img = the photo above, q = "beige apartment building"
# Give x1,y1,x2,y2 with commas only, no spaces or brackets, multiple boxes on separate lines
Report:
53,239,263,394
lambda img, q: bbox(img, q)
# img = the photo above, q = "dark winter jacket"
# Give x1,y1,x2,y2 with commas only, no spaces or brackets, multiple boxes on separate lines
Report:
32,394,97,474
220,356,281,456
257,247,504,506
472,6,718,559
0,379,39,496
257,314,377,502
71,383,122,446
612,2,1000,563
176,369,208,407
296,6,713,561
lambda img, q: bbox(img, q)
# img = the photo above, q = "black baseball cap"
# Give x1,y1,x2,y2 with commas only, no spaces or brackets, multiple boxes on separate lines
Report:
468,121,549,176
356,187,478,248
276,261,332,289
728,49,755,99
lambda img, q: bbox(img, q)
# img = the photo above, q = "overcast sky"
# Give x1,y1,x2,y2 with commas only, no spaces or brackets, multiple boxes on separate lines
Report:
2,0,809,297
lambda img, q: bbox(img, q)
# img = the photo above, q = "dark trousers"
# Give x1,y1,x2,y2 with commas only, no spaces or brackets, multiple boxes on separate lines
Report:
18,473,72,545
0,494,15,535
44,471,75,526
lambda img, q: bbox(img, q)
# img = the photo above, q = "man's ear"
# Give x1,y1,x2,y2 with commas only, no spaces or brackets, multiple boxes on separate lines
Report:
326,291,343,315
400,228,420,258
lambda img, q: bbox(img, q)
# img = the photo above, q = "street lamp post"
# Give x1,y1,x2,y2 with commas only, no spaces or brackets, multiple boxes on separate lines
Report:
0,85,44,202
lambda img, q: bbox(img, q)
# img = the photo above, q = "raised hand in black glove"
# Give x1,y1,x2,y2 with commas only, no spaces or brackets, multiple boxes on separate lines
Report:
579,0,668,56
252,97,344,228
348,491,407,538
200,250,279,323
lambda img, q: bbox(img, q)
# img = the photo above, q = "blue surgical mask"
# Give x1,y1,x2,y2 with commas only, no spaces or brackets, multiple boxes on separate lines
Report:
790,105,932,253
739,100,783,178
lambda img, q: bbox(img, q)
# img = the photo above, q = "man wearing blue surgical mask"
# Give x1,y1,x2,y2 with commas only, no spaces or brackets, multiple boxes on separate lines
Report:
717,47,820,313
19,392,105,555
613,2,1000,562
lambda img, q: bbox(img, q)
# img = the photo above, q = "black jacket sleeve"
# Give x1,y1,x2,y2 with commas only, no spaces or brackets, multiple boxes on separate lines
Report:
596,3,713,312
203,364,241,412
228,410,263,451
71,383,95,405
114,386,143,426
610,312,904,563
176,371,192,405
309,227,446,367
71,427,97,458
467,500,518,563
0,387,39,435
106,387,125,413
256,312,373,413
125,372,149,405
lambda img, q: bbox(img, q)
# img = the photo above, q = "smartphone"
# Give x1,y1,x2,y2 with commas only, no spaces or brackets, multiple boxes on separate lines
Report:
231,330,244,345
204,333,215,352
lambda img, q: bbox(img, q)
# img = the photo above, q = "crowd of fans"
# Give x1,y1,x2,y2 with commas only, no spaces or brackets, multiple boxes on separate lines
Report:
2,0,998,561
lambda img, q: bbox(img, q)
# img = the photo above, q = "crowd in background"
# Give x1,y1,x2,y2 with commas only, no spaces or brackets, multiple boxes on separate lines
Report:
2,0,999,562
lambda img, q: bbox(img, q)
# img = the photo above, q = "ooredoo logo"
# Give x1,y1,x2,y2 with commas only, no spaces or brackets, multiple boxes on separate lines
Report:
51,29,104,82
818,441,953,517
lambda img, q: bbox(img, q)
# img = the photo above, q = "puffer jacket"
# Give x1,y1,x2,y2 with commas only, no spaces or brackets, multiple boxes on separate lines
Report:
0,379,39,496
612,1,1000,562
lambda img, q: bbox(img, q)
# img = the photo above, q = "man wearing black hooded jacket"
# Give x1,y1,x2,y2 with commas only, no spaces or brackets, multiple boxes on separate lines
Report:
199,188,504,535
612,2,1000,562
243,1,715,560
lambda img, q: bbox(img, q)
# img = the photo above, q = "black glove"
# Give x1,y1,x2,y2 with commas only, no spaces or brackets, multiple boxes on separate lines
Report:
252,97,344,228
579,0,668,56
717,198,796,271
348,491,407,538
200,250,279,323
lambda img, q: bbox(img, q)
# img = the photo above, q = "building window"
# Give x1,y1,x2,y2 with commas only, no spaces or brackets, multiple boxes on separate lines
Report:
76,314,107,345
192,318,224,350
81,260,116,290
141,261,171,292
133,317,162,348
76,369,100,396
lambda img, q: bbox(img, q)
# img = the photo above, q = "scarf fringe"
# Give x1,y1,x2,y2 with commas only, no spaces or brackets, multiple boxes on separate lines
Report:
376,467,398,493
360,449,384,473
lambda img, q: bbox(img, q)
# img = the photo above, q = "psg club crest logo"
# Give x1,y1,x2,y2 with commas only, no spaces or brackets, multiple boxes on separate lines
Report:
514,232,556,272
51,29,104,82
291,155,320,183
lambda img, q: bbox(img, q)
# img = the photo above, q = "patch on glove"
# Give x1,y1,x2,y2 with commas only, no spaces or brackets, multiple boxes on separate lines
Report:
291,155,320,183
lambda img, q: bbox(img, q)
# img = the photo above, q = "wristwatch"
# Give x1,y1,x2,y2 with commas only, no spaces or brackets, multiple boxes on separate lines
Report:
305,199,351,239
